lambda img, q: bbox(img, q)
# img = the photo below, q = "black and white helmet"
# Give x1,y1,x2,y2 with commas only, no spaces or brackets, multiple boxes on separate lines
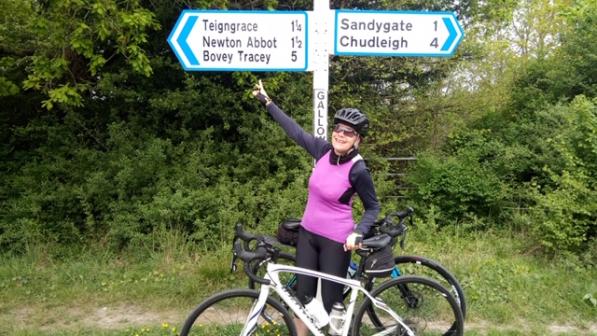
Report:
334,108,369,136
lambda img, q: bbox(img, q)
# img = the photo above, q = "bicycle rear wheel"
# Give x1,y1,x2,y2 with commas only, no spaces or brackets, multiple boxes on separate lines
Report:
393,255,467,318
180,288,297,336
353,275,464,336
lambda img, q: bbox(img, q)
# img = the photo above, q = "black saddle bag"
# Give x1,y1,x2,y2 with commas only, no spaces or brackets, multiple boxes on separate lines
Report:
363,245,395,277
277,218,300,246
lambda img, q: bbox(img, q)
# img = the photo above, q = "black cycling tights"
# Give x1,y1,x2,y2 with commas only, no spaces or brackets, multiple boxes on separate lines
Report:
295,227,351,312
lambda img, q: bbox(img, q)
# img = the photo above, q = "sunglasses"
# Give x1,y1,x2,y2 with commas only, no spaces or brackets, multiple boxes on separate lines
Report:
333,124,358,138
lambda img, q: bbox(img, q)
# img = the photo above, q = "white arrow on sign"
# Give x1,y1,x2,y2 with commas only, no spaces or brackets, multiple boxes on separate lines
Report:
167,10,309,71
334,10,464,57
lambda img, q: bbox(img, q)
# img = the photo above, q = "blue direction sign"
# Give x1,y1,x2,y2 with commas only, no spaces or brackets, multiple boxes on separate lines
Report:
168,10,308,71
334,10,464,57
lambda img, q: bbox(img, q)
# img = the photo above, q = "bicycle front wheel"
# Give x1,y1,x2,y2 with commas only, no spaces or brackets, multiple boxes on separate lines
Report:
180,289,297,336
353,275,464,336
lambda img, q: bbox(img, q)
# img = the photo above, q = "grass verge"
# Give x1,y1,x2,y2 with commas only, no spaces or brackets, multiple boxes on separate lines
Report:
0,228,595,335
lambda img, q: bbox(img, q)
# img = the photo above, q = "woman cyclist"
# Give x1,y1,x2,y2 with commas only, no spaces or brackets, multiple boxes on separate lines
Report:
253,81,380,335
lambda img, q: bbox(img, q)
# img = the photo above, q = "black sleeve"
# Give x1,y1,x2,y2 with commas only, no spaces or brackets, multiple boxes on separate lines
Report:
349,161,381,235
266,102,330,160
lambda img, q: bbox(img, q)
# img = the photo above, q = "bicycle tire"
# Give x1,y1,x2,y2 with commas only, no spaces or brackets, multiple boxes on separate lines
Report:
180,288,297,336
353,275,464,336
392,255,467,319
248,251,296,290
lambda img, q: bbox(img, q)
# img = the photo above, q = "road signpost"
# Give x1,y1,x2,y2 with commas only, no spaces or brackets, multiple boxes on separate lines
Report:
167,5,464,139
334,10,464,57
167,10,308,71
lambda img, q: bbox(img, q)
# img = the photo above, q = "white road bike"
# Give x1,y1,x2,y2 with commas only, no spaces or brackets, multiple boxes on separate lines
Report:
180,226,464,336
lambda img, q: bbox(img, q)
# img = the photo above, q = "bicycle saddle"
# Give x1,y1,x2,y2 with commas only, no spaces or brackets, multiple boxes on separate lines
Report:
281,218,301,231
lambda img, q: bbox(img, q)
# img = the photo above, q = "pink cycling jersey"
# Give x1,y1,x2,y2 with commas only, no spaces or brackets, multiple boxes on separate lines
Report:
301,150,363,243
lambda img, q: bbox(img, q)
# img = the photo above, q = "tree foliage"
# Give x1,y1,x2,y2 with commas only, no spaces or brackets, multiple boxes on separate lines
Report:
405,0,596,254
1,0,594,255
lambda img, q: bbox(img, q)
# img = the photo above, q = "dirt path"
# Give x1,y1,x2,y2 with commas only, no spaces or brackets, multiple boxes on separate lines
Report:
6,304,184,332
5,304,597,335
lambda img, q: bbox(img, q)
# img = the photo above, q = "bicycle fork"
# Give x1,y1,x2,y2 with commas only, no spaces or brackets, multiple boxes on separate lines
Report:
241,286,271,336
364,291,417,336
391,268,421,309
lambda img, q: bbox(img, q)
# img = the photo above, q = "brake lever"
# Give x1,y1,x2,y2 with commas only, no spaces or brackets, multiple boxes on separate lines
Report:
399,226,408,250
230,246,239,272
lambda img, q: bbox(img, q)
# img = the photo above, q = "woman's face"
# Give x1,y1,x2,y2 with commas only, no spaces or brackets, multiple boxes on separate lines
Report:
332,123,360,155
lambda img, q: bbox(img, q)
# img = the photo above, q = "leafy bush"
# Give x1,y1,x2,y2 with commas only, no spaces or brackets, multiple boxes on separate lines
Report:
0,109,312,253
405,95,596,253
525,97,597,253
405,135,508,228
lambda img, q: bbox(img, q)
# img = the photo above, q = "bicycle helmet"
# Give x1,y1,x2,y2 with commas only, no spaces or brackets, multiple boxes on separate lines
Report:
334,108,369,136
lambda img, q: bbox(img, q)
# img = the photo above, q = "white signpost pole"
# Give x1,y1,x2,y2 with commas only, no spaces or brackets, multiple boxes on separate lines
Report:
310,1,332,140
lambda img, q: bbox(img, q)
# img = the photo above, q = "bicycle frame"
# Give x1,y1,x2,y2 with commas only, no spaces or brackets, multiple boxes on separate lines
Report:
242,262,415,336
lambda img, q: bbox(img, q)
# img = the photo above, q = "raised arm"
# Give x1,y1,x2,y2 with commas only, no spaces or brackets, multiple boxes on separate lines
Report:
253,80,329,159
